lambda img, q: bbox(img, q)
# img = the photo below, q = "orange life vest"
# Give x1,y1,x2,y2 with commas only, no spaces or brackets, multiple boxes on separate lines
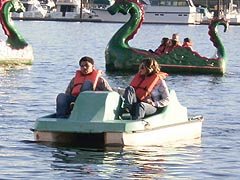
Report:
71,69,102,96
155,45,165,55
130,72,168,101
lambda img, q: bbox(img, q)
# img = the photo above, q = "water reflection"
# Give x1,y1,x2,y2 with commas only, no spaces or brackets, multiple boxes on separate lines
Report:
0,21,240,179
48,139,202,179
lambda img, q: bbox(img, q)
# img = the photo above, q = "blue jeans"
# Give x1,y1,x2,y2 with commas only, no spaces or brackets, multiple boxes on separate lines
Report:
124,86,158,120
56,80,93,118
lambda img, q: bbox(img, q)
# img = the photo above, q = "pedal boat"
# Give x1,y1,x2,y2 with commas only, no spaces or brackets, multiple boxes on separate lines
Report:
32,90,204,147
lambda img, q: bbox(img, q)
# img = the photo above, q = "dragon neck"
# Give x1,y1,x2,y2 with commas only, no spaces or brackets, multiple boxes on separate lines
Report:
0,1,28,49
208,19,227,58
109,2,143,48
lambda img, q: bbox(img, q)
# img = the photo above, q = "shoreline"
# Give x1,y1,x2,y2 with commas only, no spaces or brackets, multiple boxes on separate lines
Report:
12,17,240,26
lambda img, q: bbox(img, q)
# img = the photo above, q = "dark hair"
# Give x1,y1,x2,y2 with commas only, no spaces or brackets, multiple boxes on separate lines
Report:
79,56,94,66
171,39,177,46
184,38,191,43
162,37,170,45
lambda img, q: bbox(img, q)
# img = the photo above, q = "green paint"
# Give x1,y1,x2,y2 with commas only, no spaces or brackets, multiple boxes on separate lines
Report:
105,0,228,75
0,0,28,49
34,90,190,133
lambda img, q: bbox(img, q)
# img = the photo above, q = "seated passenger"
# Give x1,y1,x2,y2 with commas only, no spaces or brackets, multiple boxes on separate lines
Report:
56,56,112,118
154,37,171,55
182,38,193,50
166,39,181,53
122,58,170,120
172,33,182,46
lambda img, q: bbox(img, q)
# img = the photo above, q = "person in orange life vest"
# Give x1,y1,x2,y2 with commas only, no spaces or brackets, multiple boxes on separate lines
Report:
56,56,112,118
172,33,181,46
154,37,171,55
182,37,193,50
166,38,183,53
123,58,170,120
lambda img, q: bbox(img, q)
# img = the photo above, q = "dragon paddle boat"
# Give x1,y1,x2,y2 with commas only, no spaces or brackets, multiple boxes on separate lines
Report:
105,0,228,75
0,0,33,65
32,90,203,147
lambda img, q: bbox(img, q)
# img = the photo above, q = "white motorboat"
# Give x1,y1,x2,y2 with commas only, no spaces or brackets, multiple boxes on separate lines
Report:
223,0,240,24
39,0,56,14
48,0,92,19
91,0,209,24
11,0,49,18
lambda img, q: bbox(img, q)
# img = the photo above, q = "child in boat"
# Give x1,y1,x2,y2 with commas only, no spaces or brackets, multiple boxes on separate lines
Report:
56,56,112,118
122,58,170,120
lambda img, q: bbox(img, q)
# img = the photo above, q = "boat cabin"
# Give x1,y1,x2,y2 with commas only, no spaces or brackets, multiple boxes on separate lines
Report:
49,0,92,19
11,0,48,18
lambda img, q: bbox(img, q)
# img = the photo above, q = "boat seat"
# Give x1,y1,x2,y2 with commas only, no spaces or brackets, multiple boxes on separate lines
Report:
69,91,122,122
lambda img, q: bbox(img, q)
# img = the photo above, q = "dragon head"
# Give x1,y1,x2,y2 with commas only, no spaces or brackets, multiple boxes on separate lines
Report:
107,0,141,15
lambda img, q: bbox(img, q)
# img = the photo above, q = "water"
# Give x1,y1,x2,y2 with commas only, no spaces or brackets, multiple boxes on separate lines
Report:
0,21,240,179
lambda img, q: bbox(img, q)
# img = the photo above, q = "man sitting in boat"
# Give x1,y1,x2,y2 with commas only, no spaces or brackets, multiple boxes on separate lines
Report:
172,33,181,46
56,56,112,118
182,38,193,50
122,58,170,120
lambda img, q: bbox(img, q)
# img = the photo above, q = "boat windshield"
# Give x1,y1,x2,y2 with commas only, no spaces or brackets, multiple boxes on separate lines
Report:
150,0,189,6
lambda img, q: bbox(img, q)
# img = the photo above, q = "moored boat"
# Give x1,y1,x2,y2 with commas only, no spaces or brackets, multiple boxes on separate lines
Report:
222,0,240,24
92,0,211,24
105,0,229,75
48,0,92,20
11,0,49,18
33,90,203,147
0,0,34,66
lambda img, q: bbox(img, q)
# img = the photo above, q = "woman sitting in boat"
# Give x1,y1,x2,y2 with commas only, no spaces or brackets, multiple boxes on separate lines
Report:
154,37,172,55
56,56,112,118
122,58,170,120
166,39,182,53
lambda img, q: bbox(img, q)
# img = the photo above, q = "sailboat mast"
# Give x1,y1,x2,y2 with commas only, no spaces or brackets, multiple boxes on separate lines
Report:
217,0,222,18
80,0,83,19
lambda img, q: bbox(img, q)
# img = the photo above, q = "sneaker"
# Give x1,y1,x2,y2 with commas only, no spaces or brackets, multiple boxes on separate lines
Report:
118,107,131,119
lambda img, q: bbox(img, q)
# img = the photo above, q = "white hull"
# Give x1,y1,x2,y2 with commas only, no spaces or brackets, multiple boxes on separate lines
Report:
220,0,240,24
49,11,92,19
11,0,48,18
92,5,202,24
49,0,92,19
106,119,202,146
225,13,240,23
34,119,203,147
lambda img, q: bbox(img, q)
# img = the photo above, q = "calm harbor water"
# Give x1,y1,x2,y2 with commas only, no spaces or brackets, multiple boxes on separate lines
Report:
0,21,240,179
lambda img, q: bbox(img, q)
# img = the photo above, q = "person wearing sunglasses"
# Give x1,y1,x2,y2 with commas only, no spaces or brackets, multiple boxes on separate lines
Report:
123,58,170,120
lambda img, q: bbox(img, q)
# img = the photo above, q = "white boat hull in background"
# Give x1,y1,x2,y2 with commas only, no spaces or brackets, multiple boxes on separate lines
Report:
91,0,205,24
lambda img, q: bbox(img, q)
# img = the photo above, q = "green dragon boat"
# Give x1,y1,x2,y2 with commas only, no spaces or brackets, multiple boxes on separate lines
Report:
105,0,228,75
33,90,203,147
0,0,33,66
